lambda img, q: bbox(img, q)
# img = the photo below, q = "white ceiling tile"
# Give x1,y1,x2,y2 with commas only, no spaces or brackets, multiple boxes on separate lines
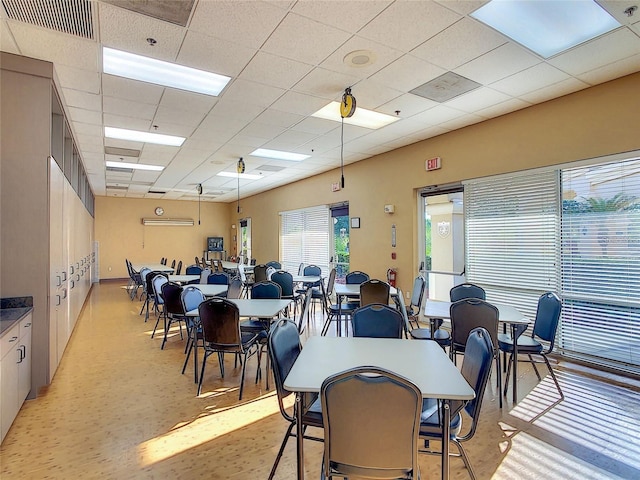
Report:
177,30,257,77
291,117,339,135
149,121,196,138
434,0,487,16
98,2,185,60
7,21,98,69
153,105,205,128
102,75,164,104
103,96,158,120
409,104,468,126
68,107,102,125
238,122,287,140
319,36,404,80
239,51,314,89
377,93,438,118
103,113,151,131
71,122,103,137
291,0,392,33
221,78,286,109
439,113,485,131
139,145,180,164
549,29,640,76
270,91,331,116
490,63,572,96
131,170,162,183
577,53,640,85
61,89,102,111
104,137,144,150
411,17,507,71
159,89,217,114
358,0,461,52
520,77,590,104
445,87,512,113
75,133,104,149
1,20,19,53
261,12,351,65
475,97,531,119
369,54,447,92
348,80,403,110
292,67,361,99
189,0,288,49
455,42,541,84
253,109,306,129
55,65,101,94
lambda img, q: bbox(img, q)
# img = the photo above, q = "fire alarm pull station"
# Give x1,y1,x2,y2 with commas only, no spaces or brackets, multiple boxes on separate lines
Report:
391,252,396,259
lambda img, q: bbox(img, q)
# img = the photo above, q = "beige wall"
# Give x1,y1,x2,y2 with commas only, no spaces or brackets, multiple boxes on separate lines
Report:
225,73,640,296
96,197,231,279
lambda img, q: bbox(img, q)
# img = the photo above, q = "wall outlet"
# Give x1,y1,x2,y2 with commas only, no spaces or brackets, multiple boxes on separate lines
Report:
108,266,112,271
406,291,410,299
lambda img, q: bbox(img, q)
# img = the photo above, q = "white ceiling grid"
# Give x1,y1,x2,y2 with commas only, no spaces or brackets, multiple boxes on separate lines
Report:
0,0,639,202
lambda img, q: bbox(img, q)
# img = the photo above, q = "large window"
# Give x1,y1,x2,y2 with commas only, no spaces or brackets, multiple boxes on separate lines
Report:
462,154,640,374
280,205,330,276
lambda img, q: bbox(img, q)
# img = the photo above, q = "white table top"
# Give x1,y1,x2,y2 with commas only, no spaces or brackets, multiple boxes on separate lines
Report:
284,336,474,400
219,261,254,272
187,298,291,318
132,263,174,273
191,284,228,297
168,274,199,283
334,283,398,297
292,275,321,284
424,299,529,324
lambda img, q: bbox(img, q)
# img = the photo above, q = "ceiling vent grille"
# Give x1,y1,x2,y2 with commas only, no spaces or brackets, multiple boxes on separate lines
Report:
2,0,94,39
106,166,134,174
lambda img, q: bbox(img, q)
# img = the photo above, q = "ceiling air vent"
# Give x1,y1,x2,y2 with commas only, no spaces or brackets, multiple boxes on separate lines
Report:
106,166,134,174
2,0,95,39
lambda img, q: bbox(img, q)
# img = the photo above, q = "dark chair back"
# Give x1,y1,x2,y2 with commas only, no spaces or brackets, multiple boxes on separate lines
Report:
346,271,369,285
268,318,303,420
251,281,282,299
175,260,182,275
207,272,230,285
409,276,426,311
532,292,562,348
185,265,203,275
146,271,167,298
227,277,243,299
352,303,404,339
321,366,421,479
450,283,486,302
266,260,282,270
170,259,176,269
271,270,295,297
359,279,390,307
198,298,242,352
253,264,269,283
161,282,185,316
450,298,498,354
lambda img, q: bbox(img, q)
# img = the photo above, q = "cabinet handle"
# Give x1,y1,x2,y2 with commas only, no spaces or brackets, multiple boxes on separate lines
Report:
56,275,62,287
70,265,74,274
56,295,61,306
62,271,67,281
17,347,23,363
24,322,31,328
8,335,18,343
70,280,75,289
63,288,68,299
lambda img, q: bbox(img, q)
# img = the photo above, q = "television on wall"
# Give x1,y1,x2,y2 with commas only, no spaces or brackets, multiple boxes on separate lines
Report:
207,237,224,252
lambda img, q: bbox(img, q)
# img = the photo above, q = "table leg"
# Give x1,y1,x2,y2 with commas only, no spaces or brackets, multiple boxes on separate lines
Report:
295,392,305,480
337,294,343,337
510,323,528,404
442,400,450,480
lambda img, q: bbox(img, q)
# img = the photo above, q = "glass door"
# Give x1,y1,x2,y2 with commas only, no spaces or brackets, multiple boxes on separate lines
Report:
331,205,349,283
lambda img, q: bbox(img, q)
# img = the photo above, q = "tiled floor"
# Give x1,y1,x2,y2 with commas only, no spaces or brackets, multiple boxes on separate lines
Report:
1,281,639,479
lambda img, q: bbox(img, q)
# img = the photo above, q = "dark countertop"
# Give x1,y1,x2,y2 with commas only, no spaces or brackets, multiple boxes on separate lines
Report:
1,297,33,337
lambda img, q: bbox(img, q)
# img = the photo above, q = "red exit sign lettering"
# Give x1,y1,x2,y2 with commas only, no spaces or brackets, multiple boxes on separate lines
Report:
425,157,441,171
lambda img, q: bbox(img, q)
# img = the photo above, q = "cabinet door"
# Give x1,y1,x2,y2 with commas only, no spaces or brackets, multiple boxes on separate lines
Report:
1,334,20,442
18,316,32,402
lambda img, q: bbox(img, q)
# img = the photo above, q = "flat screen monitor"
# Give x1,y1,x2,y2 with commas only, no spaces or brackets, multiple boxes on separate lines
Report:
207,237,224,252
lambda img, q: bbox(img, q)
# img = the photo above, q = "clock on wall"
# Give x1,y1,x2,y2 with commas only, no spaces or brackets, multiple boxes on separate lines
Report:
154,206,164,216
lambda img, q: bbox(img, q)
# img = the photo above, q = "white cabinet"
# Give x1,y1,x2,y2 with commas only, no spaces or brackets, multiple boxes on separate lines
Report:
1,312,32,443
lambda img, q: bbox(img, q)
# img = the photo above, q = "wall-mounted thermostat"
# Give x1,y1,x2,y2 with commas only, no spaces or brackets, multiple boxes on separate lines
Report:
384,204,395,214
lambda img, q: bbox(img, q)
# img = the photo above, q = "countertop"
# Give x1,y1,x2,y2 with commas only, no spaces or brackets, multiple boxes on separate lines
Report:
1,297,33,337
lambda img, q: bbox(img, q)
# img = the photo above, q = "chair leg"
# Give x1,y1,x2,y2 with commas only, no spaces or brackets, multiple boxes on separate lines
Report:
495,354,502,409
151,311,162,338
542,354,564,400
161,316,170,349
503,353,513,397
239,351,250,400
268,422,295,480
453,439,477,480
197,352,209,396
528,354,542,380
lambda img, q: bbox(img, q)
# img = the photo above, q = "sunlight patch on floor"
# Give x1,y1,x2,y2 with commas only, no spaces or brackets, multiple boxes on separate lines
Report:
492,431,626,480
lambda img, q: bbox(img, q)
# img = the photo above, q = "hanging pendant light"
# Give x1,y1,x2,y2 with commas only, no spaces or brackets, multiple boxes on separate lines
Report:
340,87,356,188
236,157,245,213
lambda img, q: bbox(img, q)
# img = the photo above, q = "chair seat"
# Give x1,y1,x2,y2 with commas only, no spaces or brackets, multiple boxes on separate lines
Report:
418,398,462,437
241,319,271,333
302,396,323,427
497,333,543,354
410,327,451,346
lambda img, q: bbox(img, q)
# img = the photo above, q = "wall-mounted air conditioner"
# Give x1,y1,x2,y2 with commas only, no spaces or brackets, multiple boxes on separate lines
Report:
141,218,194,226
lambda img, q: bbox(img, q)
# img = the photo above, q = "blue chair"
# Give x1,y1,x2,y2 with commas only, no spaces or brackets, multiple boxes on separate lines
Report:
181,286,205,382
449,283,485,302
207,271,230,285
266,260,282,270
406,276,426,329
345,270,370,306
150,274,169,337
270,270,300,316
351,303,404,339
159,282,186,350
499,292,563,400
419,327,494,480
185,265,203,275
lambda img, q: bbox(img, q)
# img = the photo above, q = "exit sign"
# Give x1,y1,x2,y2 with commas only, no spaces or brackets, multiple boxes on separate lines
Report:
426,156,441,171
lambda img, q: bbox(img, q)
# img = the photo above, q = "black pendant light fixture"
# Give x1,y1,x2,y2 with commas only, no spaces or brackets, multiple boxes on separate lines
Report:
236,157,245,213
196,183,203,225
339,87,356,188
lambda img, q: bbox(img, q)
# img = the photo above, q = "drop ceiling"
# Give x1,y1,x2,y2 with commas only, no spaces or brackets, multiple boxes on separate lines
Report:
1,0,639,203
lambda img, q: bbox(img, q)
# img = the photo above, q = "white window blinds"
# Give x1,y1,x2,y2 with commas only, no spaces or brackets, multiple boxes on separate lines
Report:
280,205,330,276
560,158,640,370
464,170,560,319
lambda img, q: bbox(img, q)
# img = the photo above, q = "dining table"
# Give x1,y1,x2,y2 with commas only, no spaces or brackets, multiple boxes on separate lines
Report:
332,283,398,336
168,274,199,284
424,299,529,403
132,263,174,273
283,336,474,480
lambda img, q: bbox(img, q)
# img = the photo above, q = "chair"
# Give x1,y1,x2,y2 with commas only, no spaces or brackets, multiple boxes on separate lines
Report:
499,292,563,400
297,262,305,275
270,270,300,316
126,260,143,300
140,270,167,321
267,318,324,480
159,282,186,350
359,279,391,307
194,256,201,268
320,268,358,336
419,327,494,480
351,303,404,339
250,258,256,266
253,264,269,283
345,270,370,305
237,263,253,298
185,265,203,275
207,271,230,285
406,276,426,329
226,276,244,300
197,298,261,399
199,268,212,284
175,260,182,275
298,264,323,314
150,274,169,336
450,283,485,302
170,259,176,270
450,298,502,408
320,366,422,480
160,257,167,265
180,286,206,382
134,266,150,303
266,260,282,270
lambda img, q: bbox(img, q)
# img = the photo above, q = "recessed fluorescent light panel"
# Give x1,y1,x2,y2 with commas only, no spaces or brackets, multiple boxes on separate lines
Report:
471,0,621,58
312,102,399,129
105,127,185,146
217,172,262,180
103,47,231,96
105,161,164,171
249,148,310,161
